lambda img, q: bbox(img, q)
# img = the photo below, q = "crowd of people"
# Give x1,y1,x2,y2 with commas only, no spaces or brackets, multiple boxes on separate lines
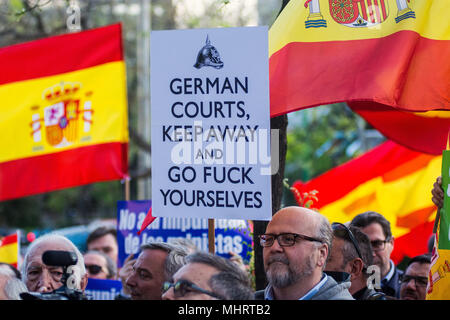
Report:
0,176,443,300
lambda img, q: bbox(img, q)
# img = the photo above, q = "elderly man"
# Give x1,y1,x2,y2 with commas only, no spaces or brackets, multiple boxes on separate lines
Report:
125,242,189,300
162,251,253,300
21,233,88,299
399,254,431,300
255,206,353,300
350,211,403,298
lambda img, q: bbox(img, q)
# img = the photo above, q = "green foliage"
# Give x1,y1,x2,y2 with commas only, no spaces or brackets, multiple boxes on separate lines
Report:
283,103,360,206
0,181,123,229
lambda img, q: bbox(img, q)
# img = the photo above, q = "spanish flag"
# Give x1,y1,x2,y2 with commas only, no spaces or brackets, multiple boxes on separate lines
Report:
0,233,19,268
293,140,440,263
270,0,450,155
427,145,450,299
0,24,128,201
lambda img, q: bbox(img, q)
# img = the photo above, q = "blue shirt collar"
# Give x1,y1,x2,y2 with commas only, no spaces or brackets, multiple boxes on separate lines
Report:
264,273,328,300
383,260,395,282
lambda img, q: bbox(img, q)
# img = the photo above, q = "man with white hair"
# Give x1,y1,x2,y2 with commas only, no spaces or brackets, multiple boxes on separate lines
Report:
21,233,88,295
0,263,27,300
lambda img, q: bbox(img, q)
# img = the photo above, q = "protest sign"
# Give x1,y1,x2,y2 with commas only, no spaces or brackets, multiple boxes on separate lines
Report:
116,200,253,268
150,26,272,221
85,278,122,300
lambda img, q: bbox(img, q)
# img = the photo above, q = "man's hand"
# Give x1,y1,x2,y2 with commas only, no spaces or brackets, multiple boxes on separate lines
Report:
119,254,135,295
229,251,247,272
432,176,444,209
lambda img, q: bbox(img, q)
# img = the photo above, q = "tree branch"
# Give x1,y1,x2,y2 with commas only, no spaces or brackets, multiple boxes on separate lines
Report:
129,127,151,154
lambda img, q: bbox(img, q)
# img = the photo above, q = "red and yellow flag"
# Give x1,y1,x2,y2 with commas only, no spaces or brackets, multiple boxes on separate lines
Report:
269,0,450,154
427,142,450,299
0,24,128,201
293,140,440,263
0,233,19,268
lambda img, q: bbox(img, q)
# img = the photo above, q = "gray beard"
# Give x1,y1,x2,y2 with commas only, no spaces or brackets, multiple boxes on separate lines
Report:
266,254,315,288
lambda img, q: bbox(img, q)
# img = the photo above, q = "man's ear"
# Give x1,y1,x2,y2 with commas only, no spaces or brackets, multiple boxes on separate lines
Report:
350,258,365,277
317,244,329,268
387,236,395,253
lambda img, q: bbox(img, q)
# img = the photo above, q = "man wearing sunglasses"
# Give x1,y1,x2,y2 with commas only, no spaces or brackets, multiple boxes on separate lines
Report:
255,206,354,300
325,223,386,300
83,250,117,280
162,251,253,300
350,211,403,298
399,254,431,300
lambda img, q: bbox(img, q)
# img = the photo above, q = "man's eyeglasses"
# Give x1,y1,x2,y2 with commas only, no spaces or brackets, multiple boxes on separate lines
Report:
85,264,106,275
259,233,323,248
370,239,390,252
162,279,224,300
332,222,363,260
400,275,428,287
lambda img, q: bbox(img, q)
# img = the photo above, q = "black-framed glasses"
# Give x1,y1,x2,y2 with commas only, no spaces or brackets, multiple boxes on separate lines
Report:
332,222,363,260
259,233,323,248
400,275,428,287
85,264,105,275
370,239,390,252
162,279,224,300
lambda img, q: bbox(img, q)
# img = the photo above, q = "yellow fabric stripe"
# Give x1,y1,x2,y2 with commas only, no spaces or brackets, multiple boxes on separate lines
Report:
269,0,450,56
0,243,18,264
412,110,450,119
0,61,128,163
319,155,441,238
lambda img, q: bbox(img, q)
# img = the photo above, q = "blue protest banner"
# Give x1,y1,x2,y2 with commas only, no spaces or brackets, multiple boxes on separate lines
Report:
85,278,122,300
117,200,253,268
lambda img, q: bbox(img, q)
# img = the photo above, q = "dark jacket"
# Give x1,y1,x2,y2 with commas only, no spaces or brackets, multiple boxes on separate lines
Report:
353,286,387,300
380,265,403,298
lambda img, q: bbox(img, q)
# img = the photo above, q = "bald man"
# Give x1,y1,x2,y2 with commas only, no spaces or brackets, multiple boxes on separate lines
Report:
255,206,354,300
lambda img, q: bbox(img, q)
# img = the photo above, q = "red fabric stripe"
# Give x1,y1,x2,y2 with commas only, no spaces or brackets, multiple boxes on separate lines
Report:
360,0,368,21
349,102,450,155
380,0,387,20
391,220,434,264
137,207,156,236
269,31,450,117
366,0,375,23
0,24,123,86
0,142,128,201
292,141,422,208
373,0,381,23
0,233,18,246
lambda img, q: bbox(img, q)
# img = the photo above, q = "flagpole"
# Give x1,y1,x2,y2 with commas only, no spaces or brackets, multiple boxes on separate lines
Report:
208,219,215,254
125,177,130,201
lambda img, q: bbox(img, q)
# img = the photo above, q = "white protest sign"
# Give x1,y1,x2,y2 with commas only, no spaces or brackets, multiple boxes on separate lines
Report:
151,26,271,221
